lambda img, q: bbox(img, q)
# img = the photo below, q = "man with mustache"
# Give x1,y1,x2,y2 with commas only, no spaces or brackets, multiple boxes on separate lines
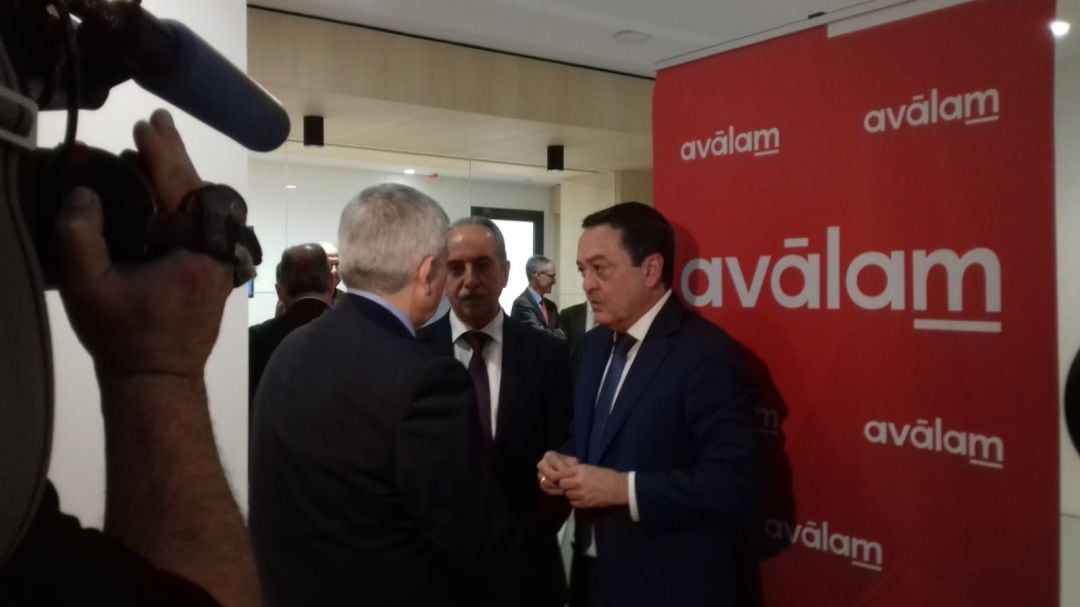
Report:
421,217,572,606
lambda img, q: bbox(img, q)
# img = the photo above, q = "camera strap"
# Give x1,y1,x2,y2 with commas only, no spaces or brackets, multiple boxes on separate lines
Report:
0,38,53,568
0,81,37,151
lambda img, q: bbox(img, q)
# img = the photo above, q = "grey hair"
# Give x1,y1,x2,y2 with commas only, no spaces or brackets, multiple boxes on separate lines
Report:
337,183,449,294
525,255,553,279
449,216,508,263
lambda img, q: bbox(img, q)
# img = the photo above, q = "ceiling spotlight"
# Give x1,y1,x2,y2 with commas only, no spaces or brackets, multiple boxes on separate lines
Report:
285,184,297,189
1051,20,1071,38
404,168,416,175
547,145,564,172
613,29,653,44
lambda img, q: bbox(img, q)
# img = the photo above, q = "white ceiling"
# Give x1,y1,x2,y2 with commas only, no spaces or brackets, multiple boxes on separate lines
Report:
252,0,908,77
251,0,1080,181
254,0,1080,76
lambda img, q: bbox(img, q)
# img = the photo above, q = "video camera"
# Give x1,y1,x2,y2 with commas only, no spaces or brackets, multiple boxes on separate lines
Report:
0,0,289,565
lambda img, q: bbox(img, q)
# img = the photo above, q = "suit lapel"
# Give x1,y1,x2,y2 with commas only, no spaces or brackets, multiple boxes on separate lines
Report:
593,297,684,463
546,300,559,328
574,327,611,457
494,318,521,452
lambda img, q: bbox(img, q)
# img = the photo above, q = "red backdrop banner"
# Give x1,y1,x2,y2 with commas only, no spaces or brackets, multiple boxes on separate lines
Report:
654,1,1058,605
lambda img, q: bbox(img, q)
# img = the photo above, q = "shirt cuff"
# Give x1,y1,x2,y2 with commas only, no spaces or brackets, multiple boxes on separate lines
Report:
627,471,640,522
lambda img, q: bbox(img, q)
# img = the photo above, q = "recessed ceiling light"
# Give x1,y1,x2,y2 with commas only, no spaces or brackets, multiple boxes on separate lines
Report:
404,168,416,175
286,184,297,189
613,29,653,44
1052,20,1071,38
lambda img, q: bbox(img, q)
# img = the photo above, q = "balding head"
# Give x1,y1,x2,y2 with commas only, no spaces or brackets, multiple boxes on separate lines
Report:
318,241,341,287
275,243,334,308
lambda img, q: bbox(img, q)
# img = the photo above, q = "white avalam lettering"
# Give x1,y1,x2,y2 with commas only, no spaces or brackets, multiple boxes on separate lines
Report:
912,248,1001,313
765,519,884,569
864,87,1000,133
772,250,821,309
679,125,781,161
845,251,905,311
679,226,1002,320
863,418,1005,467
726,256,770,307
681,258,723,307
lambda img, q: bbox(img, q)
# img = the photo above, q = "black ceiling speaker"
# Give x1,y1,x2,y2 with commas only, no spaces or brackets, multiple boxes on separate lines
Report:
547,144,564,172
303,115,324,147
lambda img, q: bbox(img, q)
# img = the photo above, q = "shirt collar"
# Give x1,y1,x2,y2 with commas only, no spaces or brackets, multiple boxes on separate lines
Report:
290,293,328,306
449,308,504,345
527,287,543,305
346,288,416,336
623,289,673,343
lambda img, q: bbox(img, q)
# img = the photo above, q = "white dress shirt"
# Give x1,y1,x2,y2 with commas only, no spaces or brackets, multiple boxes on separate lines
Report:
585,289,672,556
449,309,504,438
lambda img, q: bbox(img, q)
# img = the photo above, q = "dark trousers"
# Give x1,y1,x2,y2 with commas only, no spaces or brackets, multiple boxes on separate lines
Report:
569,553,601,607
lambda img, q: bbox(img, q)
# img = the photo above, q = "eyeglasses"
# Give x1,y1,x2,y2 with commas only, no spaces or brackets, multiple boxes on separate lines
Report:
536,272,556,280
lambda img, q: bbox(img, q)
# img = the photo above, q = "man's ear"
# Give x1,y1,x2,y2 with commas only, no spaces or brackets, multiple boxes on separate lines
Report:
275,283,289,306
417,255,439,293
500,260,511,290
642,253,664,289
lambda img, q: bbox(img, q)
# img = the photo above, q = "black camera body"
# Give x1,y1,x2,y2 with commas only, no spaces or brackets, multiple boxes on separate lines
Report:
19,145,154,286
0,0,282,565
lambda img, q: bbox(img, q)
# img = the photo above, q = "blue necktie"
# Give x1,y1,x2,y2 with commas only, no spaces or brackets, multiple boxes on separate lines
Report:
586,333,637,464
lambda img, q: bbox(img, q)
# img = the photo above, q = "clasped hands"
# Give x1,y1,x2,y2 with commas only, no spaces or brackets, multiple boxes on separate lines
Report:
536,451,628,509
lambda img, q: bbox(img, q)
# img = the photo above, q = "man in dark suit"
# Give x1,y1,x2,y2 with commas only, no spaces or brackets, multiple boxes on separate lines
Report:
250,184,513,607
511,255,565,339
420,217,572,607
537,202,758,607
248,243,334,410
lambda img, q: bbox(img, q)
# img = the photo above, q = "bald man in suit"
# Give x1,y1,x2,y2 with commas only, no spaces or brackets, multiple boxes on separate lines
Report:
248,243,334,410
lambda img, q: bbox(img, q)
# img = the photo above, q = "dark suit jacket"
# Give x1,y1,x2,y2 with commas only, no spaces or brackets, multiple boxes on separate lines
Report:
419,314,572,607
248,297,329,411
559,302,589,375
250,295,513,607
570,295,757,606
511,289,564,339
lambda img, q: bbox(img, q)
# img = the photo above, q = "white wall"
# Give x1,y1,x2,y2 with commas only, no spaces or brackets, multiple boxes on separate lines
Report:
247,159,554,324
37,0,251,522
553,172,617,308
1056,48,1080,606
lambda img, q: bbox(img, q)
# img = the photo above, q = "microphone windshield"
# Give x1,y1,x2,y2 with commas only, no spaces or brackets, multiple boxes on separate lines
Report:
136,20,291,152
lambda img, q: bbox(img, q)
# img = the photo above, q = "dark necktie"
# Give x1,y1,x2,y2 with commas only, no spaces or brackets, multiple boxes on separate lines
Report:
465,331,493,440
586,332,637,464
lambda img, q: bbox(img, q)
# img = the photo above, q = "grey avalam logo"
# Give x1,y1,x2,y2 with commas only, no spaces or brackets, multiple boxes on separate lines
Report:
680,226,1003,334
864,87,1000,133
765,519,884,572
680,125,780,161
864,418,1004,469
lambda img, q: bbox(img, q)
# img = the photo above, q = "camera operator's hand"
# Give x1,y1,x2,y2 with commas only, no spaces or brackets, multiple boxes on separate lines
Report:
52,109,260,607
56,109,230,379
